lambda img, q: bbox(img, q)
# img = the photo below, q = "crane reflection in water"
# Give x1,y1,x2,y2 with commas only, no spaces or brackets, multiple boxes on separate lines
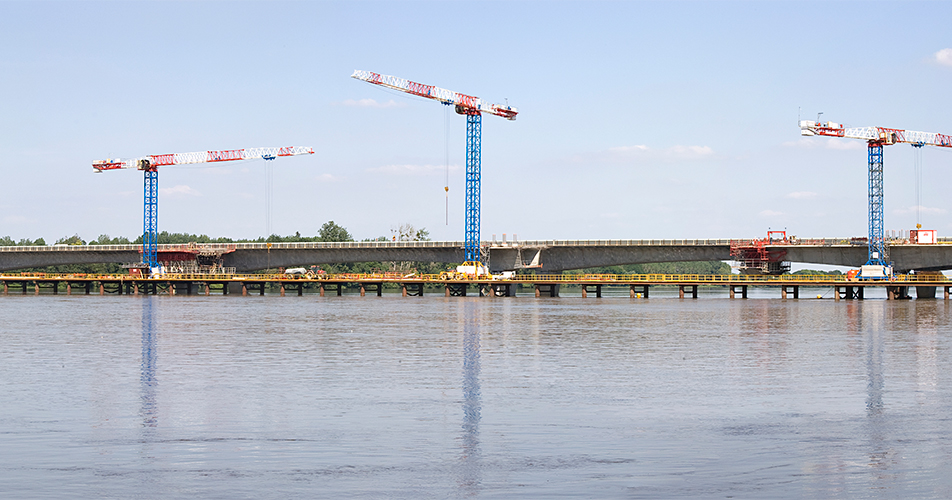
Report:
140,298,158,429
458,301,482,496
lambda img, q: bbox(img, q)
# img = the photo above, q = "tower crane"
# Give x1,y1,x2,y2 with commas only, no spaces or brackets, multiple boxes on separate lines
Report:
351,70,517,269
93,146,314,271
799,119,952,276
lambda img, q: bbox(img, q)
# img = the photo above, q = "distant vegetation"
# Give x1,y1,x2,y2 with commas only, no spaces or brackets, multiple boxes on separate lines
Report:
567,261,732,275
787,269,843,276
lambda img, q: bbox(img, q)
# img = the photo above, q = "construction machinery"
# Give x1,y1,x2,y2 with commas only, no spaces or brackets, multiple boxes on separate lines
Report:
93,146,314,272
799,119,951,278
730,231,791,275
351,70,517,272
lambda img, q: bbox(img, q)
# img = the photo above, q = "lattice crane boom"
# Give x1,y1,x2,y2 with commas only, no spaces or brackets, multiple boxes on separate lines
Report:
353,70,516,265
92,145,314,270
351,70,517,121
799,121,952,148
799,119,951,273
92,146,314,172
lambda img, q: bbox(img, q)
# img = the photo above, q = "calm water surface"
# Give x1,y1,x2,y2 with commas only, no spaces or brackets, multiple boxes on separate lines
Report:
2,293,952,499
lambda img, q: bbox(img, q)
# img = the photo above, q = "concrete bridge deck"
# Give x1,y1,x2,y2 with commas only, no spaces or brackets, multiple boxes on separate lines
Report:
2,238,952,272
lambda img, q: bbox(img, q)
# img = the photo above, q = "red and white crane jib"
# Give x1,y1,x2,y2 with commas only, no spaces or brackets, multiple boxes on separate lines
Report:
351,70,518,120
799,120,952,148
92,146,315,172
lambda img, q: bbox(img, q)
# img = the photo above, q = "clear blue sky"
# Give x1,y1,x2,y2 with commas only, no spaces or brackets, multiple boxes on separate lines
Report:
1,0,950,243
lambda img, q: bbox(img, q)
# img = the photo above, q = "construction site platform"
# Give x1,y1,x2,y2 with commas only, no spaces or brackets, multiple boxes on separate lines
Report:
1,272,950,300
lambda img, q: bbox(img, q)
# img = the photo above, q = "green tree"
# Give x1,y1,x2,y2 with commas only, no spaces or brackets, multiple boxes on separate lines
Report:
0,236,14,246
55,234,86,245
318,221,353,242
90,234,132,245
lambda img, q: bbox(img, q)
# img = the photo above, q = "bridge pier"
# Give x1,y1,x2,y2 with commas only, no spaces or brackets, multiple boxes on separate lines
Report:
488,283,514,297
360,283,383,297
781,285,799,299
445,283,467,297
886,286,910,300
581,284,601,298
729,285,747,299
630,284,649,298
834,286,865,300
534,284,559,297
679,285,698,299
401,283,424,297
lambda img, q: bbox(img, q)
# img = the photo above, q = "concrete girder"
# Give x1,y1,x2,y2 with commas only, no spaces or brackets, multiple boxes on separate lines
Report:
4,241,952,273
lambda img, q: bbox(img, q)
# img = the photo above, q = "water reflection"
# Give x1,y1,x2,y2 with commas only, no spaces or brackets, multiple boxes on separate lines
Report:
458,301,481,497
140,298,158,428
863,304,896,479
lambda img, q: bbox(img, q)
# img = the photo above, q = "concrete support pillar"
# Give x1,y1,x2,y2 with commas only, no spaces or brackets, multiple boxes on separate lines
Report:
168,282,174,296
834,286,840,301
2,281,6,295
630,285,648,298
359,284,365,297
66,283,71,296
400,283,423,296
945,286,951,300
135,283,140,296
579,284,600,297
99,283,104,296
320,283,326,297
729,285,747,299
242,284,248,296
281,283,287,297
781,285,798,299
445,284,450,297
679,285,697,299
886,286,908,301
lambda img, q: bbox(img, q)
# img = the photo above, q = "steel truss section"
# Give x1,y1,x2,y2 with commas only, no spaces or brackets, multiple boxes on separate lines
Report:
867,141,886,266
465,113,482,262
143,167,159,268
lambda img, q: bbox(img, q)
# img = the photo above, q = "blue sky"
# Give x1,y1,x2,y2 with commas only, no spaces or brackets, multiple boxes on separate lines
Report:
1,0,951,243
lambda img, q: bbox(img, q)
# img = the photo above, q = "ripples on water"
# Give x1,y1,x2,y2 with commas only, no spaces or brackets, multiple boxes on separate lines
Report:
2,292,952,498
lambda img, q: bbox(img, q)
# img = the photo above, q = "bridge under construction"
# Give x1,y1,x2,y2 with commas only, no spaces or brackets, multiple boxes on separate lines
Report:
4,237,952,274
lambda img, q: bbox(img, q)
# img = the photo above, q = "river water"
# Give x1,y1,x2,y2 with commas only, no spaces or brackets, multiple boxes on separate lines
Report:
2,292,952,499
